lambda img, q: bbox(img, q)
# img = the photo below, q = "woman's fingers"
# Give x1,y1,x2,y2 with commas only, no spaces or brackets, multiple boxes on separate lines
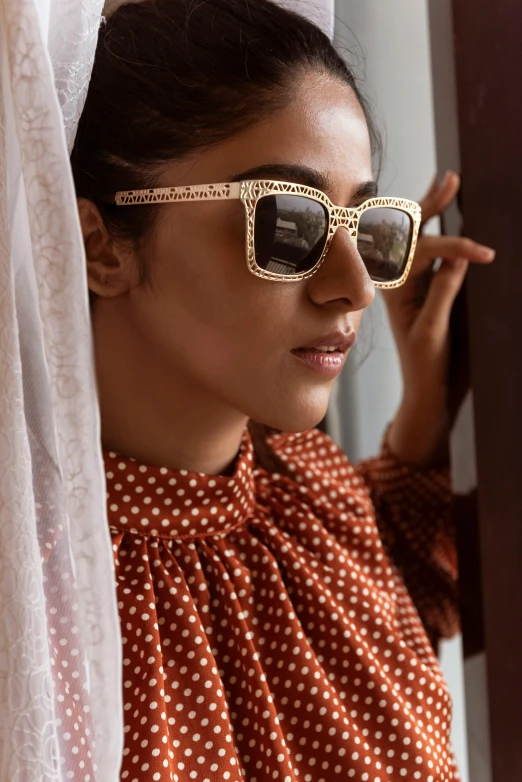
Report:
416,234,496,264
419,171,461,225
416,258,469,339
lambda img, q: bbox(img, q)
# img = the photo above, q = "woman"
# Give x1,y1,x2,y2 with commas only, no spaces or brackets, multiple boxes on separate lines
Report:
72,0,494,779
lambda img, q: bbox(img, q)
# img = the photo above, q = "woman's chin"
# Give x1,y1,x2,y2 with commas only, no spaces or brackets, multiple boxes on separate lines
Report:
258,400,330,434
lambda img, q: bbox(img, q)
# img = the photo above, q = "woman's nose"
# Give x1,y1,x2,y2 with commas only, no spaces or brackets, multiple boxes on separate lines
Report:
306,226,375,311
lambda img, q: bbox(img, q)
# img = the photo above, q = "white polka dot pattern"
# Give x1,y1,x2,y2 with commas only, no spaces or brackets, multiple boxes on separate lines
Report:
104,427,460,781
357,431,459,649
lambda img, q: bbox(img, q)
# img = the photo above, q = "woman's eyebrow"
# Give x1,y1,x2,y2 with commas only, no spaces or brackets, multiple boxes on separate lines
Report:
229,163,333,194
229,164,377,203
352,180,378,200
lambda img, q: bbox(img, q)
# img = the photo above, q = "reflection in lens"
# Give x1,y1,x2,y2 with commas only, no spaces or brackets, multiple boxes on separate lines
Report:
357,207,413,283
254,194,328,276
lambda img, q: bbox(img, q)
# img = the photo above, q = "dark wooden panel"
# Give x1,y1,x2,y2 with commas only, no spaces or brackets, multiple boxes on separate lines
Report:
448,1,522,779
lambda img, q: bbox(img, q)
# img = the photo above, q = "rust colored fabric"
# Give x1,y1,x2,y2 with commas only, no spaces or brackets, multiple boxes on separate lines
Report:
105,427,460,782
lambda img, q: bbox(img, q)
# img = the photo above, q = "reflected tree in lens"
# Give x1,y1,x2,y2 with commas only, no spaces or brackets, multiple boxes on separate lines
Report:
262,195,328,274
276,196,326,250
357,208,412,281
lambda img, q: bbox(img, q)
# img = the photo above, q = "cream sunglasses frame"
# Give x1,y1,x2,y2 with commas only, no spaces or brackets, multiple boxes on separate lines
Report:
108,179,422,289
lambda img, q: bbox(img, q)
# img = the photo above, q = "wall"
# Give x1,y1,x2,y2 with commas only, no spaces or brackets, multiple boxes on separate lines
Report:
330,2,469,779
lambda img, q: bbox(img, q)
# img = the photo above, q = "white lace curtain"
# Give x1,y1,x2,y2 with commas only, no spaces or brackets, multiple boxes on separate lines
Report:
0,0,332,780
0,0,122,779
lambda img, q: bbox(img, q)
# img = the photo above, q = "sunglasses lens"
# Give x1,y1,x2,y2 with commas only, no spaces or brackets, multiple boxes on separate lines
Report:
254,194,329,276
357,207,413,283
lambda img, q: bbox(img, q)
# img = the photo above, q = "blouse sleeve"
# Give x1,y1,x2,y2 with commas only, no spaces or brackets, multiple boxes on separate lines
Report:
355,428,460,650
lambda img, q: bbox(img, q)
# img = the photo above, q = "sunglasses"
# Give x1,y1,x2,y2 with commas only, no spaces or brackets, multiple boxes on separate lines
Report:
106,180,422,289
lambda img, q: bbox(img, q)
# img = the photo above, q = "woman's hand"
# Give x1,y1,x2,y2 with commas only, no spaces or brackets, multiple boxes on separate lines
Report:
382,171,495,466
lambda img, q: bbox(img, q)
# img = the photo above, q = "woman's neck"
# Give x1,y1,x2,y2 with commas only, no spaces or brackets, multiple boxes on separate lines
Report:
93,304,248,475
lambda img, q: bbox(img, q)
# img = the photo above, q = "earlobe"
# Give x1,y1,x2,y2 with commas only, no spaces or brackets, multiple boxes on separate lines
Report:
77,197,135,298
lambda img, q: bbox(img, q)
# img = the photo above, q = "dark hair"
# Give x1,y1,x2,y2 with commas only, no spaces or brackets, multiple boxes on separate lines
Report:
72,0,380,472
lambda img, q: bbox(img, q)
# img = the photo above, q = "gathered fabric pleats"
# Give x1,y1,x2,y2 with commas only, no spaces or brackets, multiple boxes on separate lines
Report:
105,427,459,782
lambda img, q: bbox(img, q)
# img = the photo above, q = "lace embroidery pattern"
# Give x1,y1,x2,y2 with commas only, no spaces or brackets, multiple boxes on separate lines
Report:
0,0,122,778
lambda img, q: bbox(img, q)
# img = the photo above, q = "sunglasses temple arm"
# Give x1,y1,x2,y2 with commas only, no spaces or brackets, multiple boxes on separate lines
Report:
112,182,242,206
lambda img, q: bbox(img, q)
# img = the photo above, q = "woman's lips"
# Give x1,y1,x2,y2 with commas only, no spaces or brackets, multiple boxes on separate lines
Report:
290,330,356,377
290,347,346,376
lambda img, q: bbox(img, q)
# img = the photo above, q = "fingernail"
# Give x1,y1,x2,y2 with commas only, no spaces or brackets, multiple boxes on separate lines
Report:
480,246,496,260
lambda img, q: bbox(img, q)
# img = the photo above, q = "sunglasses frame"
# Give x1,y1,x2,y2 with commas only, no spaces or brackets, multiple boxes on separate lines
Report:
110,179,422,289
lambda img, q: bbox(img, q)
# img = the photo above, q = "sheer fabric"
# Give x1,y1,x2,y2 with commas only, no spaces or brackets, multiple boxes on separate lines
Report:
0,0,122,779
0,0,333,780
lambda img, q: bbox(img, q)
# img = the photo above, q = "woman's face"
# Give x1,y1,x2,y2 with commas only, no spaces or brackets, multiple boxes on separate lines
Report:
91,72,375,433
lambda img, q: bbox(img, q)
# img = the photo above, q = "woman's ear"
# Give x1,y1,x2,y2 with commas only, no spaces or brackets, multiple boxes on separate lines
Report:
77,198,139,298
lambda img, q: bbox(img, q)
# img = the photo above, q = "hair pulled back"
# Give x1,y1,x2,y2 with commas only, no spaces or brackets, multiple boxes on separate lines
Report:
72,0,379,249
72,0,379,471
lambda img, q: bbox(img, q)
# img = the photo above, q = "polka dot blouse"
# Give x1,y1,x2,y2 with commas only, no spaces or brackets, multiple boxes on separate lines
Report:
105,426,460,782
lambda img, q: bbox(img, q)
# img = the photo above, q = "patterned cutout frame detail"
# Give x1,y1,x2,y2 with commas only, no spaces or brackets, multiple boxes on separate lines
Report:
113,180,422,289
